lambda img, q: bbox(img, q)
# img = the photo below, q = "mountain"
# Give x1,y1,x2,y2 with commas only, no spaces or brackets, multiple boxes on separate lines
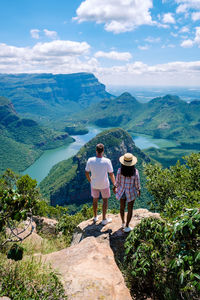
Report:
39,128,151,209
0,73,113,125
72,92,142,127
73,93,200,146
0,96,74,174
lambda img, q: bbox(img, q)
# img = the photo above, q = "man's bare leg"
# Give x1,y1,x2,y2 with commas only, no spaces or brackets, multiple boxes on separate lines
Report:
93,198,98,218
102,198,108,220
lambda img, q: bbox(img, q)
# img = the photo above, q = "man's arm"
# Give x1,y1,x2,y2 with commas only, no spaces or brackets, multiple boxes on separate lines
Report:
85,171,91,183
109,172,115,186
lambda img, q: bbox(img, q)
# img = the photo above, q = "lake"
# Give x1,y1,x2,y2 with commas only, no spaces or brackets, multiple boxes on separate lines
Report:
23,127,177,183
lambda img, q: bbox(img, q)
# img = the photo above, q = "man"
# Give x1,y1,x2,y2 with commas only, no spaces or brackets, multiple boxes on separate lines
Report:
85,143,116,225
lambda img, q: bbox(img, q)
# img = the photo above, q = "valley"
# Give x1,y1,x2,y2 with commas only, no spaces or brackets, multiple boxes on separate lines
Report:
0,72,199,205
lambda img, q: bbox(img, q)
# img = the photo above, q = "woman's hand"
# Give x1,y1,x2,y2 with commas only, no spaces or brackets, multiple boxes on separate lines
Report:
113,186,117,194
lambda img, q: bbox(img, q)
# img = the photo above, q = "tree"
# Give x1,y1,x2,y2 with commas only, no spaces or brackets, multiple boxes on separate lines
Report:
0,169,40,259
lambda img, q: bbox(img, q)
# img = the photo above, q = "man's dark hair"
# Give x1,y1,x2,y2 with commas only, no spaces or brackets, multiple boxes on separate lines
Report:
121,164,136,177
96,143,104,153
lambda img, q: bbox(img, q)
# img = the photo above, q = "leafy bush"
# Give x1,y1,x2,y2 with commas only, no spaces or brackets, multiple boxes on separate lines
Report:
144,153,200,217
0,255,67,299
57,204,93,246
124,209,200,299
124,153,200,299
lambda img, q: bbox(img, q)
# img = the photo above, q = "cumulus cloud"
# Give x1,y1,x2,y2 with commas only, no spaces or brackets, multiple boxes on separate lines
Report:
179,26,189,33
94,50,132,61
32,40,90,56
163,13,176,24
30,29,40,39
97,60,200,86
43,29,58,39
74,0,154,33
176,0,200,14
181,27,200,47
192,11,200,21
0,40,92,74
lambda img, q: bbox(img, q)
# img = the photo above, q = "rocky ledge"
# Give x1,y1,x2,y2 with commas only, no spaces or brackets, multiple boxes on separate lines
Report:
41,209,160,300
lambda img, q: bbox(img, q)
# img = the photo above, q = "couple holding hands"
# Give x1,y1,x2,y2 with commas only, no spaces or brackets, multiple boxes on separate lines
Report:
85,143,141,233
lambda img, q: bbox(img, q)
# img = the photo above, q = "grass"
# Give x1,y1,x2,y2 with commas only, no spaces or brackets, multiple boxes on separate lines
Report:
0,254,67,299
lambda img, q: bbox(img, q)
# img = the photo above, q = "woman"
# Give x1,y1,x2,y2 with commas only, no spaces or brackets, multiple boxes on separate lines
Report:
113,153,141,233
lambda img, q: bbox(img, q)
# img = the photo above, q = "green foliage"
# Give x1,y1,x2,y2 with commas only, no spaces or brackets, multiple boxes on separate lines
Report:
144,153,200,217
0,255,67,299
124,209,200,299
124,153,200,299
57,204,93,246
0,169,40,232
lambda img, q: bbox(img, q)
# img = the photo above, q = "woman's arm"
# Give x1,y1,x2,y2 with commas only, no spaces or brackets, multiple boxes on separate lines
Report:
135,169,141,197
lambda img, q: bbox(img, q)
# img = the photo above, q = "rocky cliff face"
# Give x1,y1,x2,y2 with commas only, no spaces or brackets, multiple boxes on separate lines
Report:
40,128,150,206
0,73,113,119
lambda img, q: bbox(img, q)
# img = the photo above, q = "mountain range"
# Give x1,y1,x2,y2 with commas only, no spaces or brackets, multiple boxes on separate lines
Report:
0,73,113,126
72,92,200,146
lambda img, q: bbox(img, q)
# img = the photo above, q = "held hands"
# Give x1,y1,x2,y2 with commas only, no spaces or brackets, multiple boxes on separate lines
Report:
137,190,141,197
112,185,117,194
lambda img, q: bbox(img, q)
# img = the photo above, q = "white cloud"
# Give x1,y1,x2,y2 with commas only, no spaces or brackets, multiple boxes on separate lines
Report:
180,27,200,47
176,0,200,14
163,13,176,24
138,45,149,50
97,60,200,86
181,39,194,47
43,29,58,39
94,51,132,61
192,11,200,21
32,40,90,56
30,29,40,39
179,26,189,33
1,40,200,87
171,32,178,37
145,36,161,43
74,0,154,33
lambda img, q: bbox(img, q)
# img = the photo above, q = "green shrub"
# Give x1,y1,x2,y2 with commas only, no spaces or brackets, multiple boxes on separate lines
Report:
0,255,67,299
57,204,93,246
124,209,200,299
124,153,200,299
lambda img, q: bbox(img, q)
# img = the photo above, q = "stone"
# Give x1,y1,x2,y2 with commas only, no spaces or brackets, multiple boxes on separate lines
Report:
33,216,58,235
72,209,161,262
42,237,132,300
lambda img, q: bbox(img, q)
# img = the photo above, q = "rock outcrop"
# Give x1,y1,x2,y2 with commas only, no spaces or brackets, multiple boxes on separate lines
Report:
40,209,159,299
43,237,132,300
72,209,160,262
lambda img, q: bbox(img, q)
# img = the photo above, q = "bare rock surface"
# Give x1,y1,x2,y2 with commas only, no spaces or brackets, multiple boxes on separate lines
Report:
72,209,160,262
42,236,132,300
33,216,58,235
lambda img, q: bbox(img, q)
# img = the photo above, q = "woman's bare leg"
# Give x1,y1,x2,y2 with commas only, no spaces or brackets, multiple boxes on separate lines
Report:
126,201,134,227
120,198,126,224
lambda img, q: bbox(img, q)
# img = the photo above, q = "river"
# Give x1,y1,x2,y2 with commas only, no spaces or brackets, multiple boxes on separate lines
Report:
23,127,177,184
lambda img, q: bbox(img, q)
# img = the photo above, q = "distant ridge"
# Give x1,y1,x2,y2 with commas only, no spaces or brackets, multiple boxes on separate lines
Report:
0,73,113,122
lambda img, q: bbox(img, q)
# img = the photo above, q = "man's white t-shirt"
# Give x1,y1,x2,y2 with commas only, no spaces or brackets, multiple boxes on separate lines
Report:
85,157,113,189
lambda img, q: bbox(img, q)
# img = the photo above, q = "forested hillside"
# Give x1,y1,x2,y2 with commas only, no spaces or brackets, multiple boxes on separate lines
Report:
0,96,73,174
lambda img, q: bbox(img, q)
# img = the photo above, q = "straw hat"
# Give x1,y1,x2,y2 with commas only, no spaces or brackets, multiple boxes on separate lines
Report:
119,153,137,166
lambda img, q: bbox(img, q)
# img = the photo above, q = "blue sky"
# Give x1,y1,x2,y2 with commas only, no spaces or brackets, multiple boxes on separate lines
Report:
0,0,200,86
